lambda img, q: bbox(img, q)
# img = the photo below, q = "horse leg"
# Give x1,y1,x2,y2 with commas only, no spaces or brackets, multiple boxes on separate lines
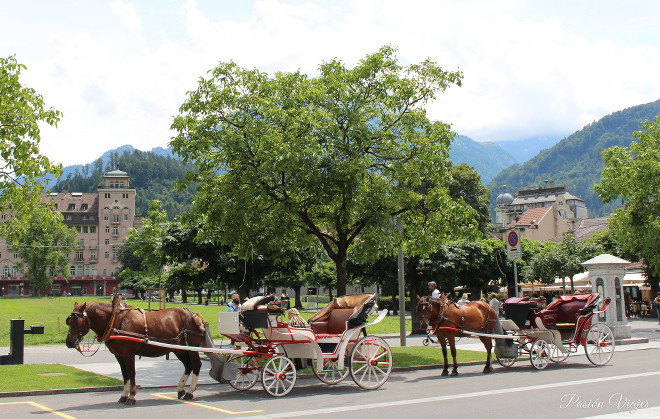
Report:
480,337,493,373
182,352,202,400
438,335,449,376
124,356,138,405
175,351,193,399
448,337,458,376
115,355,129,404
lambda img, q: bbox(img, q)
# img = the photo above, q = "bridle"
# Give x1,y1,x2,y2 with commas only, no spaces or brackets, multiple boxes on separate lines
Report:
66,310,90,353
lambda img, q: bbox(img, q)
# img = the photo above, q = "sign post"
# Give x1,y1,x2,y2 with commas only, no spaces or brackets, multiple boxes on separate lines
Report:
506,230,522,297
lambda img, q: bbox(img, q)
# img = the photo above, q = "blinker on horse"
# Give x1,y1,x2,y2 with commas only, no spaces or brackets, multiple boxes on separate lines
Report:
66,297,206,405
416,294,501,376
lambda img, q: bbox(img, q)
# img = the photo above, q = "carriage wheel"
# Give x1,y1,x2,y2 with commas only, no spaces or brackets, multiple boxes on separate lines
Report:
496,354,516,368
261,355,296,397
422,338,430,346
529,340,550,370
584,323,615,366
312,358,350,385
349,336,392,390
548,343,569,362
227,354,260,391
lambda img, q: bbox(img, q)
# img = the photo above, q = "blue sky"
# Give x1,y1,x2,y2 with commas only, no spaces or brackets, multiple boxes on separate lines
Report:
2,0,660,166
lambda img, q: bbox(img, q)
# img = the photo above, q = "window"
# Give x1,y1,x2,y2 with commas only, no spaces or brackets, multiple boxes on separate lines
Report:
83,226,88,233
90,253,96,261
67,204,75,210
105,226,110,233
104,239,110,245
104,193,110,199
112,252,117,261
113,227,118,236
90,226,96,233
102,269,107,276
78,239,84,247
2,266,9,277
76,266,83,276
11,266,18,276
124,214,128,221
113,214,120,222
103,214,109,221
122,193,129,199
76,226,81,233
105,252,109,259
70,266,76,276
9,252,18,259
75,252,84,261
64,215,72,220
82,215,89,221
81,204,88,210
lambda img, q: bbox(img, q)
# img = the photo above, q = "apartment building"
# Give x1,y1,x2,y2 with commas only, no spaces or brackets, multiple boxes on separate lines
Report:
0,170,136,296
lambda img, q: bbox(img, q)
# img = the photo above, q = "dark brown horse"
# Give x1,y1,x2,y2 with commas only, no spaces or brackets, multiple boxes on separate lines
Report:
66,299,206,405
416,294,499,376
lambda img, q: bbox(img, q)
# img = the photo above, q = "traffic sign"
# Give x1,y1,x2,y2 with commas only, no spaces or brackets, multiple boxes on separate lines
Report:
506,230,522,259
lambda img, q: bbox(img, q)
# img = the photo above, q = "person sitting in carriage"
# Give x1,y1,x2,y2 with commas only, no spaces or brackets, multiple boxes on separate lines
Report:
428,281,441,299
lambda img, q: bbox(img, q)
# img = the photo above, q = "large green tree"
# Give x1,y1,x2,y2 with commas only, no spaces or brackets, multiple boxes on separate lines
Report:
595,116,660,280
0,55,62,225
172,46,475,296
9,211,77,293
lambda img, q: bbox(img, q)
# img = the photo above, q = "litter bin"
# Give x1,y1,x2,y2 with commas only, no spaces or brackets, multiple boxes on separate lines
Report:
204,299,209,306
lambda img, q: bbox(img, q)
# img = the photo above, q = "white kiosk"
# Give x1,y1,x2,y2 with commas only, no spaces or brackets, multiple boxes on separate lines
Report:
581,254,631,339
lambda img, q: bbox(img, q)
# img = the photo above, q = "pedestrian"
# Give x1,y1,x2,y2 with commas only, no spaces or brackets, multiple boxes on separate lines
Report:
227,294,242,312
457,293,469,306
654,292,660,325
489,293,501,316
428,281,441,299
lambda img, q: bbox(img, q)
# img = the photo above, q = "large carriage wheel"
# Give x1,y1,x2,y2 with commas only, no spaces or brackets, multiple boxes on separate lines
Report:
548,343,569,363
261,355,297,397
529,340,550,370
312,358,350,385
584,323,615,366
349,336,392,390
227,354,260,391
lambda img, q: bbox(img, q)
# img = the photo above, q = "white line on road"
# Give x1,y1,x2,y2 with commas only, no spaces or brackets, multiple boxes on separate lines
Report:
237,371,660,419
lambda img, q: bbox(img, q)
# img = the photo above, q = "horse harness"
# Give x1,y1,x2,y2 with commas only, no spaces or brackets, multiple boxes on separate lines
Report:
426,298,493,336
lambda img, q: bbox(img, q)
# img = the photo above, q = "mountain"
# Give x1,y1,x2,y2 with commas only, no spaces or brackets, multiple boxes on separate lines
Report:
488,98,660,217
494,135,564,164
51,147,195,219
449,135,517,183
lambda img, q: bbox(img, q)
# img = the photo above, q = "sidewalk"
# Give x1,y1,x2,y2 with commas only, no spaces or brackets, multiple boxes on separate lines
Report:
3,316,659,392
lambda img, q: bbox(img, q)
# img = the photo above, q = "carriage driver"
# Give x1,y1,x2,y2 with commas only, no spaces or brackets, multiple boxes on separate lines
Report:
428,281,441,299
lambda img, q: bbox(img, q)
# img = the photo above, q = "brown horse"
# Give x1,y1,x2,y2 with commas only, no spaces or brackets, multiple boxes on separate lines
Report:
416,294,499,376
66,299,206,405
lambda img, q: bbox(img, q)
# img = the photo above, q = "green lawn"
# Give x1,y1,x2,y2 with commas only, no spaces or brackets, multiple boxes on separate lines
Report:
0,363,122,392
0,296,411,346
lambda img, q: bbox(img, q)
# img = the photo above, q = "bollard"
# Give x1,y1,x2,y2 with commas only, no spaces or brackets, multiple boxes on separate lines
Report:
0,319,45,365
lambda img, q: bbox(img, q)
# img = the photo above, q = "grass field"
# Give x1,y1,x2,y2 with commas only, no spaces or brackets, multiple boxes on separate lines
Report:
0,296,412,346
0,364,122,392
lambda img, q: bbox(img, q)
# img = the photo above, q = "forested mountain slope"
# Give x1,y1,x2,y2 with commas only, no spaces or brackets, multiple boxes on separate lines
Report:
449,135,517,183
488,98,660,217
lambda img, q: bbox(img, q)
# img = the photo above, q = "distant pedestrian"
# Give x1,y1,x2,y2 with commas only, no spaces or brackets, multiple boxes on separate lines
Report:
489,293,501,316
457,293,469,306
654,292,660,325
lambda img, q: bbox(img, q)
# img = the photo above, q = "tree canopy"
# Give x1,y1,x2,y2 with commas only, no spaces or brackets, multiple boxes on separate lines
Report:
595,116,660,278
172,46,476,296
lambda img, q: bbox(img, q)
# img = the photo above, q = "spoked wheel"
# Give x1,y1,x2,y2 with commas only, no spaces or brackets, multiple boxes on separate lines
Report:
349,336,392,390
496,355,516,368
261,355,297,397
584,323,615,366
548,343,569,363
529,340,550,370
227,354,260,391
312,358,350,385
422,338,430,346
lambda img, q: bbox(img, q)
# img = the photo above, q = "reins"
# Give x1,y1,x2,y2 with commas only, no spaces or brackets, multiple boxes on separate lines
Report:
424,298,492,335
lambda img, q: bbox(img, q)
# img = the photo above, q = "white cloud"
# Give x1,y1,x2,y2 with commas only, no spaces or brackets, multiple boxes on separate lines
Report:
5,0,660,166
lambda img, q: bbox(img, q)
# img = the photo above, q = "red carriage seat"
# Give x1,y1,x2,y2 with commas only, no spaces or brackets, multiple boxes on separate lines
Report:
536,293,598,329
309,293,376,336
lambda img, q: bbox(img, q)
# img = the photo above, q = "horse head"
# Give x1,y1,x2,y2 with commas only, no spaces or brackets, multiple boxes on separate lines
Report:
65,302,91,350
416,296,434,328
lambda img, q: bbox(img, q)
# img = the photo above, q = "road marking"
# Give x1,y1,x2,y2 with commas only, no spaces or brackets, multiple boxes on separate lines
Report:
0,401,76,419
237,371,660,418
150,392,263,414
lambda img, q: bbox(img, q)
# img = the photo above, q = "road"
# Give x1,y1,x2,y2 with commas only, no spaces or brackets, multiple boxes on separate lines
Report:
1,348,658,419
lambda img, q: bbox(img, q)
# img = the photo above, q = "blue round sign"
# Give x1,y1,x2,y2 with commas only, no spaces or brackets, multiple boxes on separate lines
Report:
507,231,519,247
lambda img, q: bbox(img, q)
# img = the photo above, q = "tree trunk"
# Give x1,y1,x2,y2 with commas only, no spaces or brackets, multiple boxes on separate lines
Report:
197,290,203,305
293,286,303,309
407,257,426,335
335,251,347,297
181,288,188,303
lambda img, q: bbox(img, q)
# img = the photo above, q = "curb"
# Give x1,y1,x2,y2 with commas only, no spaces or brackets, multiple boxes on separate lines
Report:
0,385,124,398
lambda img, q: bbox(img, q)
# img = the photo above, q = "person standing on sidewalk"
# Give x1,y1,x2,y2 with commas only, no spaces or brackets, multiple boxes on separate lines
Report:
653,292,660,324
428,281,441,299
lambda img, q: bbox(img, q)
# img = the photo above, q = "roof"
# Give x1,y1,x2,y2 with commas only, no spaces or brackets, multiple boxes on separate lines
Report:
508,206,552,228
105,170,129,177
581,254,631,266
511,191,585,206
548,217,609,243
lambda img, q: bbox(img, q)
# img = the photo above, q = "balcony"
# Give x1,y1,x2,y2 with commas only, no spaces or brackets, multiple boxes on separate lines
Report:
74,257,85,262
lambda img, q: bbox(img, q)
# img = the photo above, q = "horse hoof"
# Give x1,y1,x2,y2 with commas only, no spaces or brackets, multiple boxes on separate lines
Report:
118,397,127,403
483,367,493,374
441,370,449,376
182,393,194,400
124,399,136,406
450,371,458,376
177,391,185,399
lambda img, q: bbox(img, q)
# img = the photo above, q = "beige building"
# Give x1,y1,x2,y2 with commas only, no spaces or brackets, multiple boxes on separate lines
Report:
0,170,137,297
